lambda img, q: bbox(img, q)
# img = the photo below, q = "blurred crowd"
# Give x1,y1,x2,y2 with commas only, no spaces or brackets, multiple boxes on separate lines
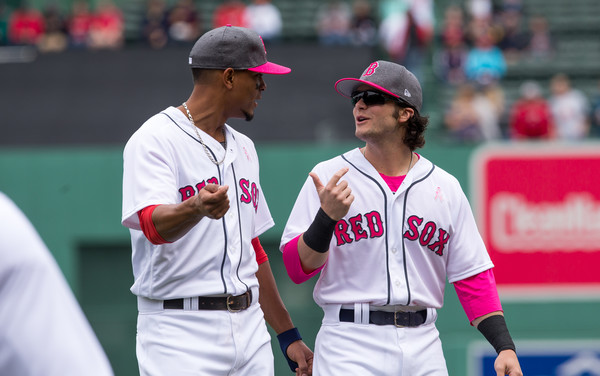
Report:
0,0,124,52
1,0,598,141
437,0,600,142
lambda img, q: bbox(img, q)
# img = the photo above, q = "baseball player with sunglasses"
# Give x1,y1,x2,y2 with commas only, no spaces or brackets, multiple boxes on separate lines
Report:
280,60,523,375
122,26,312,375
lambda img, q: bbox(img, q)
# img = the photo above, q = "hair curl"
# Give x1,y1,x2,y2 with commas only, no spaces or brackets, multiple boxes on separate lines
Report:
403,110,428,151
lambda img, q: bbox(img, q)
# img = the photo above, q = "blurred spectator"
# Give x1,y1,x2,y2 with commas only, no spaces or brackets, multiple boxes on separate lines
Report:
549,73,590,141
378,0,434,80
38,4,68,53
524,15,555,60
245,0,282,43
444,84,486,142
439,4,466,48
349,0,377,46
213,0,248,28
478,81,504,139
88,0,124,50
591,81,600,138
168,0,201,44
141,0,169,49
434,5,469,85
464,26,506,85
508,81,555,140
67,0,93,48
315,0,351,45
7,4,44,46
496,7,528,64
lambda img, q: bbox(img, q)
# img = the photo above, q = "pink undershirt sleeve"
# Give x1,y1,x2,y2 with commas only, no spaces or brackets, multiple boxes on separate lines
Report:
282,235,325,284
453,268,503,325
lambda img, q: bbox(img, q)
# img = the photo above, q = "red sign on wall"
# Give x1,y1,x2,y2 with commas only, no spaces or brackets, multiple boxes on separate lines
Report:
471,144,600,296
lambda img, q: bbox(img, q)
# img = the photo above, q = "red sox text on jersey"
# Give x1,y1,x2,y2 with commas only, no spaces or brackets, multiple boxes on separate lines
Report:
333,212,451,256
178,176,260,212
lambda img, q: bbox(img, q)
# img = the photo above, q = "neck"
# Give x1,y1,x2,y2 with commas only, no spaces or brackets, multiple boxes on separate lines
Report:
180,101,226,142
362,144,414,176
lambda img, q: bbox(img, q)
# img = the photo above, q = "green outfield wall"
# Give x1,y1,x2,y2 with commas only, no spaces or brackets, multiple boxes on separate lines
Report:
1,141,598,375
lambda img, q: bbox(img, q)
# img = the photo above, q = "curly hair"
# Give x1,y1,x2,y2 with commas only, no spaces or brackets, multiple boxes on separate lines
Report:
403,110,428,151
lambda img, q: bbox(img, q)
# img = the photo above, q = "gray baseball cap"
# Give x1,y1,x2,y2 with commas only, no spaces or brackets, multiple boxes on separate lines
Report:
335,60,422,111
189,25,291,74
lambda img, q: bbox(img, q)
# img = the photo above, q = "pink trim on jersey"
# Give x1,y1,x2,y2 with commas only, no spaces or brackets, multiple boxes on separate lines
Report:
282,235,325,284
380,173,406,192
378,154,421,192
453,268,503,325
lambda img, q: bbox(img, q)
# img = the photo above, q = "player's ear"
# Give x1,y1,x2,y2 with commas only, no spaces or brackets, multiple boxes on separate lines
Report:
223,68,235,89
398,107,414,123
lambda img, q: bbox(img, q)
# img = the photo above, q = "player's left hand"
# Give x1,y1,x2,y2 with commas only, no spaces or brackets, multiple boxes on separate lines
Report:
287,340,313,376
494,349,522,376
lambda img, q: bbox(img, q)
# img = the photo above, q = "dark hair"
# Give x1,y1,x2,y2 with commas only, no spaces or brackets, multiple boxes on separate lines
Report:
403,110,428,151
191,68,205,84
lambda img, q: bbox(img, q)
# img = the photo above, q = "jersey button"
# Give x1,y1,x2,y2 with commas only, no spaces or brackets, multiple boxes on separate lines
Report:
391,247,397,254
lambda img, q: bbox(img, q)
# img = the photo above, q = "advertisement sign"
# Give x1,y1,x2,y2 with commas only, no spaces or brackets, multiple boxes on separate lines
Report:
471,143,600,295
468,340,600,376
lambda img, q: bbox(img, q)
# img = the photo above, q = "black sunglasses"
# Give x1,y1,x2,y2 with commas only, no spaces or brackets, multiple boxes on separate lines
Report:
351,90,401,107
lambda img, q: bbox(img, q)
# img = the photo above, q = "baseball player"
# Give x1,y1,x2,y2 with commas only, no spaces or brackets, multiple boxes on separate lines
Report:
0,192,114,376
122,26,312,376
280,61,523,375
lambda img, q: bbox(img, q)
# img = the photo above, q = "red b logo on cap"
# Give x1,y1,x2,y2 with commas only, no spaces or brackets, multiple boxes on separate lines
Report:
364,62,379,76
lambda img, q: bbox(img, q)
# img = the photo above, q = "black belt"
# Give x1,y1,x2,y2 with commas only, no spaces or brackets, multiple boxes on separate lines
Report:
339,308,427,327
163,290,252,312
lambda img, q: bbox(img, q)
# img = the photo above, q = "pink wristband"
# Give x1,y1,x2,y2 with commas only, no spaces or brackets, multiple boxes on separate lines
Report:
282,235,324,284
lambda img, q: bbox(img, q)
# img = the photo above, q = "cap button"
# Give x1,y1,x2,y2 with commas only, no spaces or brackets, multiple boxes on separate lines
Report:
226,24,232,27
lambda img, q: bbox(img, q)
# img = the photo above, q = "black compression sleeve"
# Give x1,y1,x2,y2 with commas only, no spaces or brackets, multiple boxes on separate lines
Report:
302,208,337,253
477,315,516,354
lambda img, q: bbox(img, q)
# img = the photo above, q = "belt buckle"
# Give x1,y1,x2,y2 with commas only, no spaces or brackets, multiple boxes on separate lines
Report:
226,291,250,313
393,311,405,328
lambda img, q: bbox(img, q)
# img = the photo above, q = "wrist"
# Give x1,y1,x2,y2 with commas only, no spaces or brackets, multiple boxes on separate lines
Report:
477,315,516,354
302,208,337,253
277,327,302,372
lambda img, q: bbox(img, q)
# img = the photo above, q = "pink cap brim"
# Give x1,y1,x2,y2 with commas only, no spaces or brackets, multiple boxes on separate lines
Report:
248,61,291,75
335,78,399,99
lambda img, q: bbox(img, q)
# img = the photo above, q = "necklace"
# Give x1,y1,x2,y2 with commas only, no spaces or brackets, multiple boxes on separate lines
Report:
182,102,227,166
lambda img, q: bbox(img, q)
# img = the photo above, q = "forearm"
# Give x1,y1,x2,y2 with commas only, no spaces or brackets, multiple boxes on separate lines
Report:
152,201,204,242
256,261,294,334
298,235,329,272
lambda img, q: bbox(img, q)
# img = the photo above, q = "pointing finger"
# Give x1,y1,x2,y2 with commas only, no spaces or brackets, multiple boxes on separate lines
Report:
327,167,349,189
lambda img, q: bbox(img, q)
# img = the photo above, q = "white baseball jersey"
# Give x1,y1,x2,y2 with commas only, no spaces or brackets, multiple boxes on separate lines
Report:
280,148,493,309
0,192,114,376
122,106,274,300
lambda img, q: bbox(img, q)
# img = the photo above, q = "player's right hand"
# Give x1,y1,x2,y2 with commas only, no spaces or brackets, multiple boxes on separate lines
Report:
195,184,230,219
309,167,354,221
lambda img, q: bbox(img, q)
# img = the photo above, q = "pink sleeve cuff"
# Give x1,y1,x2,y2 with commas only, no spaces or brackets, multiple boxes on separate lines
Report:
453,268,503,325
282,235,324,284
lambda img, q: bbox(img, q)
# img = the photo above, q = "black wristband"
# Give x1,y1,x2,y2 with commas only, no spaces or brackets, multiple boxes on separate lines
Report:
477,315,516,354
277,327,302,372
302,208,337,253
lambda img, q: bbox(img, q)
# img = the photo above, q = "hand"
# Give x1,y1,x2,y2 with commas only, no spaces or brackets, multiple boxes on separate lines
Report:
495,350,522,376
286,340,313,376
193,184,229,219
309,167,354,221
